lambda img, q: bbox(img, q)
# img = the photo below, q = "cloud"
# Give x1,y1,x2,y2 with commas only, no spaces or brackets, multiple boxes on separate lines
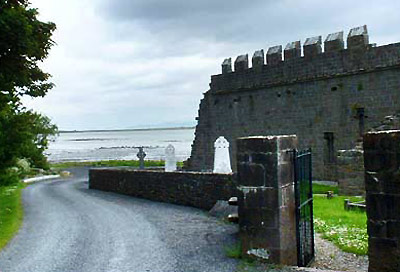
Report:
24,0,400,131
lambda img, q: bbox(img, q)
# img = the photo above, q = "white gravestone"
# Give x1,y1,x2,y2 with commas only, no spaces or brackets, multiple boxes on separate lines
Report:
213,136,232,174
165,144,177,172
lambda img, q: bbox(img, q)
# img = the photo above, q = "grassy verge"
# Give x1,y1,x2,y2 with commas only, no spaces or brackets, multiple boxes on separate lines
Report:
313,195,367,255
312,183,338,194
50,159,184,169
0,183,25,250
225,242,242,259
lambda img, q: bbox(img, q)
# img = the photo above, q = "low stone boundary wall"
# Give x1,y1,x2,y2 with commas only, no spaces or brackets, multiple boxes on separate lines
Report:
89,168,237,210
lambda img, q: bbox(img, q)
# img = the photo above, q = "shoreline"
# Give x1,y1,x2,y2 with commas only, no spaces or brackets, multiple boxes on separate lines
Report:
59,126,195,134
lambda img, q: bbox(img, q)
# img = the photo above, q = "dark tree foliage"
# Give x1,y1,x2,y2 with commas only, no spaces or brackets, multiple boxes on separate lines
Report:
0,0,57,184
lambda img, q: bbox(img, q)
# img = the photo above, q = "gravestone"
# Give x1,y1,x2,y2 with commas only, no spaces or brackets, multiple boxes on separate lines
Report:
213,136,232,174
165,144,177,172
137,147,146,170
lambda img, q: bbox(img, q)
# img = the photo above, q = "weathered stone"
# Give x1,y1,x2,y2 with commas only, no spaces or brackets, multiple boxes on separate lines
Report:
234,54,249,72
364,130,400,272
337,149,365,195
303,36,322,58
189,25,400,184
324,31,344,52
222,58,232,74
267,45,282,65
347,25,369,49
89,169,237,210
208,200,238,219
252,50,265,69
237,135,297,265
284,41,301,60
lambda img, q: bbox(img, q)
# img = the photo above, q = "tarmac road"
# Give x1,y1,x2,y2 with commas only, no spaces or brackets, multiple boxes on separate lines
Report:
0,168,238,272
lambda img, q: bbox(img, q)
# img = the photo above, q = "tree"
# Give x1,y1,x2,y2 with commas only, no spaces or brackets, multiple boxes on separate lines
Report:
0,0,57,184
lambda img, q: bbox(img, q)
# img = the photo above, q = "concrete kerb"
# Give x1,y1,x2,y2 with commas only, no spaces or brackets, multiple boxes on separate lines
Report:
23,174,62,184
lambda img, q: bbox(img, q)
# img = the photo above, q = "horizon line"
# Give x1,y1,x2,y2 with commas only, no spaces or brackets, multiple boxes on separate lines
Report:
58,126,196,133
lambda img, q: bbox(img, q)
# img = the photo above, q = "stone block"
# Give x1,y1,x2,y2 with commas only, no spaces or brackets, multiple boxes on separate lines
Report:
284,41,301,60
234,54,249,72
252,49,265,69
369,237,400,272
267,45,282,65
222,58,232,74
237,136,278,154
236,135,297,266
365,131,400,272
237,162,274,187
367,219,387,238
324,31,344,52
347,25,369,49
366,193,387,220
303,36,322,58
238,187,279,209
387,220,400,239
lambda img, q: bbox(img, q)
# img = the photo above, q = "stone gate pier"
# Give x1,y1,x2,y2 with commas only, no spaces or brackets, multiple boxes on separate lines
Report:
236,135,298,265
364,130,400,272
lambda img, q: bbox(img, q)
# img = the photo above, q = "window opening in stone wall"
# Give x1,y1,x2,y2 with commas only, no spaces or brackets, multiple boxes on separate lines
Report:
324,132,335,163
356,108,365,137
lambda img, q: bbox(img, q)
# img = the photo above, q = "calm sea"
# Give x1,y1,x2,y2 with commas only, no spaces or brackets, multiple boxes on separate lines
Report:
46,128,195,162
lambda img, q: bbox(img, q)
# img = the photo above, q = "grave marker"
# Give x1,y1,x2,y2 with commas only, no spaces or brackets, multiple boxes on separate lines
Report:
137,147,146,170
213,136,232,174
165,144,177,172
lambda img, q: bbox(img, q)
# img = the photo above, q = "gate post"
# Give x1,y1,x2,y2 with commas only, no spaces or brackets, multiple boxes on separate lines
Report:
236,135,298,265
364,130,400,272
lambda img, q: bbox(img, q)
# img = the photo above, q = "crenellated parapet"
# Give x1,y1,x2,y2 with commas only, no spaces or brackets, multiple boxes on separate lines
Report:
212,25,400,92
303,36,322,58
284,41,301,60
347,25,369,49
325,31,344,52
267,45,282,65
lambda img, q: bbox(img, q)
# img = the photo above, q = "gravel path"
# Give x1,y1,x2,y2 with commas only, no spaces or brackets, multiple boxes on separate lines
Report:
0,168,238,272
311,233,368,272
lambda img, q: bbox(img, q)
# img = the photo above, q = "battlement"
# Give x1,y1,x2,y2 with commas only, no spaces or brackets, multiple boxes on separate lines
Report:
211,25,400,92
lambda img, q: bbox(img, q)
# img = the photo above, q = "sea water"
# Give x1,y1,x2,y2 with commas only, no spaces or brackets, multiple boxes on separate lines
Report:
46,128,195,162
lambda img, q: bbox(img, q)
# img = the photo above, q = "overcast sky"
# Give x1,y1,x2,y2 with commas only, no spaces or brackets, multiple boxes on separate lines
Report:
24,0,400,131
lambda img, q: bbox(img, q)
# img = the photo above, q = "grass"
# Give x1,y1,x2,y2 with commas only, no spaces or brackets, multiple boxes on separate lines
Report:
0,183,25,250
312,183,338,194
50,159,184,169
225,242,242,259
313,195,367,255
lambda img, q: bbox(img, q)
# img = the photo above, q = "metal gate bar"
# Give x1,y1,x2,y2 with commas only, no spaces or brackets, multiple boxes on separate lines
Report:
293,148,315,267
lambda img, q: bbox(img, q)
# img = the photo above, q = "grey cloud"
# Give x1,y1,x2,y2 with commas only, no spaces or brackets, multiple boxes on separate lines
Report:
101,0,267,21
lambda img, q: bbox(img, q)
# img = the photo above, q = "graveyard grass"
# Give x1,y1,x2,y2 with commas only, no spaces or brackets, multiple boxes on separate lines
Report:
50,160,184,169
313,195,367,255
0,183,25,250
312,183,338,194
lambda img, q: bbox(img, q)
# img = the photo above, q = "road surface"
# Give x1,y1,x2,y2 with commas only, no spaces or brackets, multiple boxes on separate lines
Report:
0,168,238,272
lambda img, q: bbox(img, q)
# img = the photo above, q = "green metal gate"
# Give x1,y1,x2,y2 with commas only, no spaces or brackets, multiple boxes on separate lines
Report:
293,148,315,267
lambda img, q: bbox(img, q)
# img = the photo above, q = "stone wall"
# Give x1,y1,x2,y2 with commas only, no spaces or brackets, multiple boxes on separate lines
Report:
337,148,365,196
364,130,400,272
89,169,237,210
189,25,400,181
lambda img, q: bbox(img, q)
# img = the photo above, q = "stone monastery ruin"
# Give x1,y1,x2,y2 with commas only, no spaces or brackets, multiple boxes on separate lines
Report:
188,25,400,183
